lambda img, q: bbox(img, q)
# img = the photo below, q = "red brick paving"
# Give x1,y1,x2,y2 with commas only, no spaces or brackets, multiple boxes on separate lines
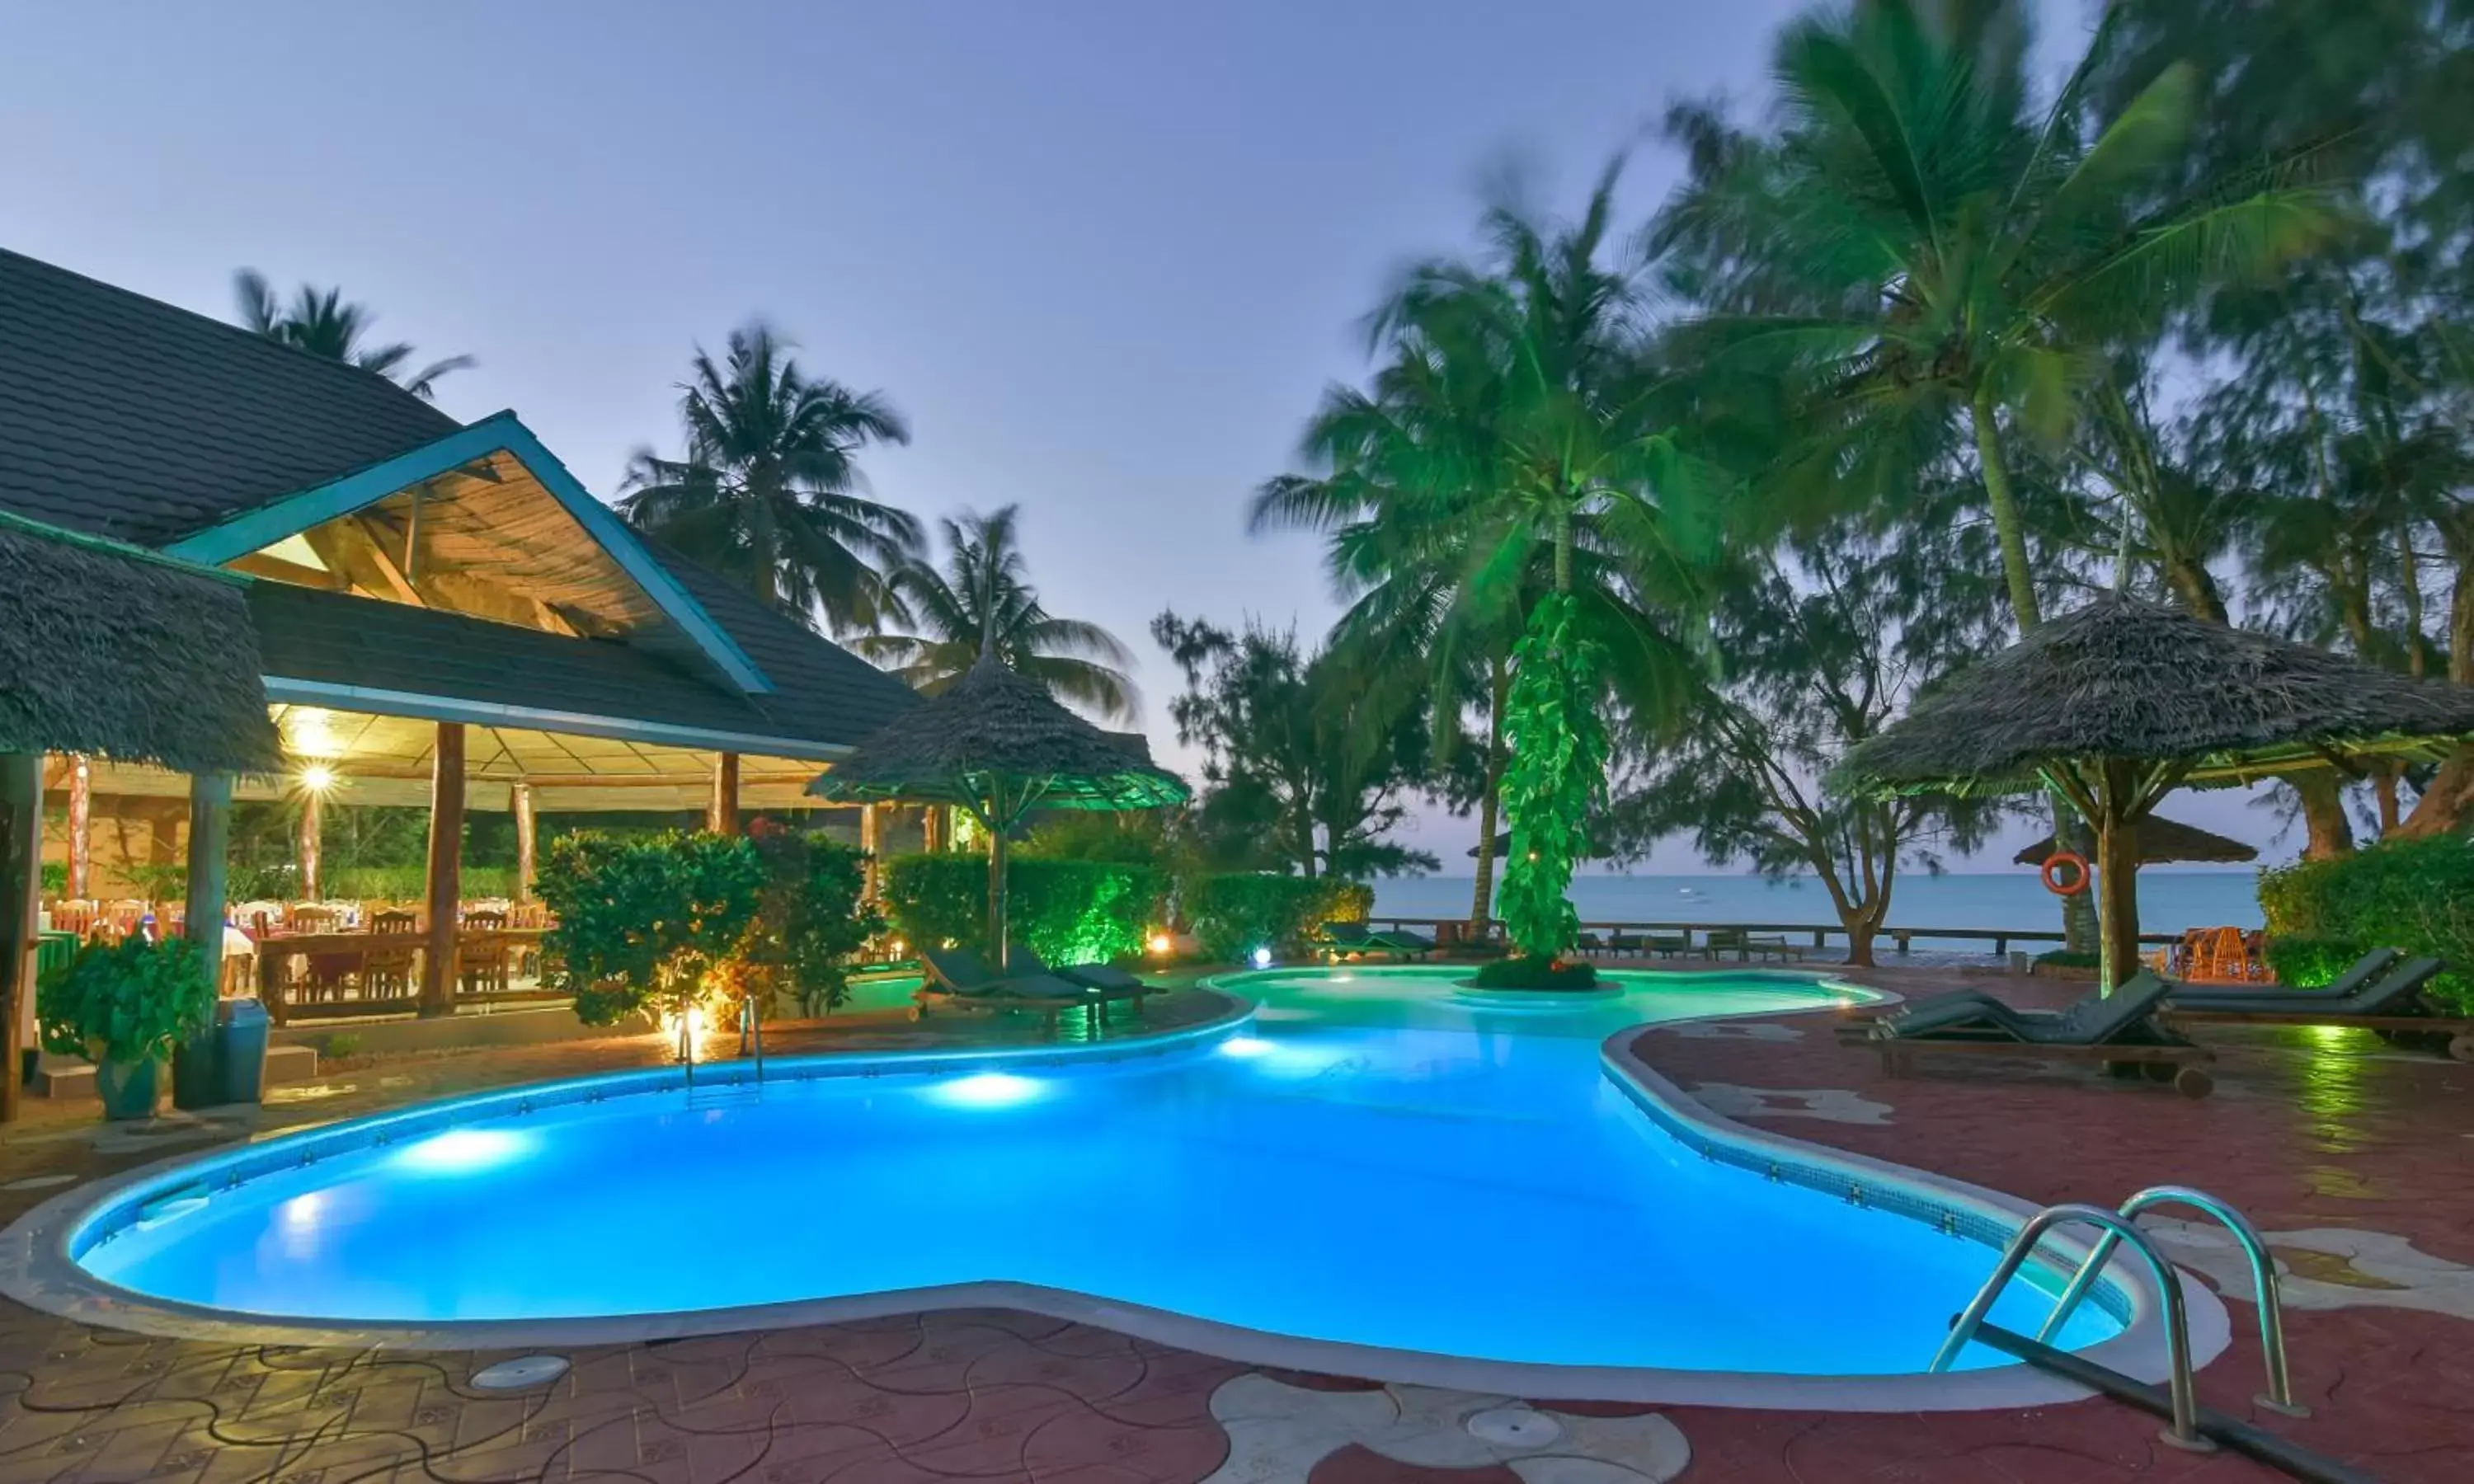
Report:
0,968,2467,1481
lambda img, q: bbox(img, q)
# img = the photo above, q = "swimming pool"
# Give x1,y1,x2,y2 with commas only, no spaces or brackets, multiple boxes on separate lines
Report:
10,966,2175,1400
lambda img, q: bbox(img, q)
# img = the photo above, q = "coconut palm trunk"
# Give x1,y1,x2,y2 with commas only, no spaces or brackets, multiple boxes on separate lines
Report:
1469,664,1508,929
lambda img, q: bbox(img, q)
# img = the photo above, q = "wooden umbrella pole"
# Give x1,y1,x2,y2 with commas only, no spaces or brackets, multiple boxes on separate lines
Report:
985,784,1011,972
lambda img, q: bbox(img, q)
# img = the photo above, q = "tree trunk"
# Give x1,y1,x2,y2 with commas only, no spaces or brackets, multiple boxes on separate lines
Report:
1970,385,2043,632
1553,511,1573,596
65,755,91,899
1470,665,1507,930
2293,770,2356,858
2163,557,2230,624
2374,770,2401,835
2095,804,2141,996
2391,550,2474,838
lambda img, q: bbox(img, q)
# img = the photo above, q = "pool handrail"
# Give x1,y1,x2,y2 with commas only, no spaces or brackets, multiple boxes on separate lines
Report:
2030,1185,2303,1416
1931,1202,2208,1452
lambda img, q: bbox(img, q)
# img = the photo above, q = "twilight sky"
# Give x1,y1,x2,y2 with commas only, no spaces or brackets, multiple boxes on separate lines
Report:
1,0,2292,871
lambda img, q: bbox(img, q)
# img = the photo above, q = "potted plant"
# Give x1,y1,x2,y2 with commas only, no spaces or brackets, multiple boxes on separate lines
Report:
37,935,215,1120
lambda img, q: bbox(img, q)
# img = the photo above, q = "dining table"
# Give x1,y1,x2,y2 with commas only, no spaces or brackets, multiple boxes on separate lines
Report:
254,926,552,1024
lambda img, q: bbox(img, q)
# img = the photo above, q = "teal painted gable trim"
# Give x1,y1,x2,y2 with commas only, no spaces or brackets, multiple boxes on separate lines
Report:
162,411,774,695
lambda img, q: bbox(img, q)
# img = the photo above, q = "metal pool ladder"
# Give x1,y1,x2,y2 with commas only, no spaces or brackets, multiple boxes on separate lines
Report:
1932,1186,2308,1462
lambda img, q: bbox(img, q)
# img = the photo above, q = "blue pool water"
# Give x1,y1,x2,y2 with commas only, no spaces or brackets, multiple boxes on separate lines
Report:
74,968,2119,1374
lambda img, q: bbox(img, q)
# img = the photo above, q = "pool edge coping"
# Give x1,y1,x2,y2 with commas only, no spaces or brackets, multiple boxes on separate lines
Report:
0,967,2230,1415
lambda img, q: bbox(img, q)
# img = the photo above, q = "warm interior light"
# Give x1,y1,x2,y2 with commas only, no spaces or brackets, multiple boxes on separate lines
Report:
299,763,337,792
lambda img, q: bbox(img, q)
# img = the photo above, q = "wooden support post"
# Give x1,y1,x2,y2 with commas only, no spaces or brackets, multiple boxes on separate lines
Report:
65,754,91,899
185,773,232,996
298,787,322,900
511,781,537,904
858,803,882,903
0,754,41,1124
420,722,466,1018
987,808,1010,972
922,804,946,853
709,752,741,836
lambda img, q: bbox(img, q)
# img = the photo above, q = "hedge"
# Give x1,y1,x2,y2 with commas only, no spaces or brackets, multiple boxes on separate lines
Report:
880,854,1166,965
1184,873,1374,962
2258,838,2474,1011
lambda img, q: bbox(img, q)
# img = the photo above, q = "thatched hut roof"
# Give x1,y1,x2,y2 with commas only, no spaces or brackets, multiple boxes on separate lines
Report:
2012,813,2256,866
1847,594,2474,796
0,514,284,774
810,656,1188,814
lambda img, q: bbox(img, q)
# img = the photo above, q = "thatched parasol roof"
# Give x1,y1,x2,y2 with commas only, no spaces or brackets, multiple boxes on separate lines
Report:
0,514,284,774
810,655,1188,815
2012,813,2256,867
1846,594,2474,796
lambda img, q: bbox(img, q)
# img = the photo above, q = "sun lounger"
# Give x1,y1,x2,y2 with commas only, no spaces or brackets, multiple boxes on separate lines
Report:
917,947,1099,1036
2166,951,2430,1013
1317,921,1435,960
2161,956,2472,1059
1847,971,2215,1095
1008,944,1153,1021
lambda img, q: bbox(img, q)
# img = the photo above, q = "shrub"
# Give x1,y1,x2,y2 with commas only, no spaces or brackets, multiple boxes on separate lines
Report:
37,935,214,1065
1183,872,1370,962
880,854,1167,965
321,864,519,903
720,825,882,1017
1470,954,1600,990
40,862,65,895
534,831,765,1027
2258,838,2474,1010
2034,950,2101,969
2261,937,2369,990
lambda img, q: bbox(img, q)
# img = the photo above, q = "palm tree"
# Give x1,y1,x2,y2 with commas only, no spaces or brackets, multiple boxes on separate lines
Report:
1655,0,2342,636
233,270,473,398
1255,163,1711,943
854,505,1138,722
618,322,920,632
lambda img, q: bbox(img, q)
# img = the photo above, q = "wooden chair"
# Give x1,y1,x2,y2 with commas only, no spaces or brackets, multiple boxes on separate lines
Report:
352,910,420,1000
289,904,340,933
50,899,96,937
104,899,148,941
459,910,510,996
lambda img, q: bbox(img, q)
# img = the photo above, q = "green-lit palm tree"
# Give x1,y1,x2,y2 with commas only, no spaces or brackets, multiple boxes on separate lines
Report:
1655,0,2343,635
233,270,473,398
853,505,1139,723
1257,164,1713,953
618,322,920,632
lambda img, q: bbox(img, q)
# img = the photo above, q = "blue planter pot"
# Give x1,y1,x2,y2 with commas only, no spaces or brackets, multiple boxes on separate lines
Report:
94,1058,162,1121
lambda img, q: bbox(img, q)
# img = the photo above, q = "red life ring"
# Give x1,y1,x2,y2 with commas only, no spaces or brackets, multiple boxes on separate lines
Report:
2041,852,2091,896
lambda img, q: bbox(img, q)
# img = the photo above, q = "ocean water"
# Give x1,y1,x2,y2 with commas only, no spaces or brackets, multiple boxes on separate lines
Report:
73,967,2116,1374
1375,871,2265,942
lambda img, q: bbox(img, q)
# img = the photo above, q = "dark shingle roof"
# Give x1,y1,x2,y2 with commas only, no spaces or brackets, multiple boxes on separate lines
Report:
647,542,920,744
0,248,459,545
0,247,921,751
250,575,916,754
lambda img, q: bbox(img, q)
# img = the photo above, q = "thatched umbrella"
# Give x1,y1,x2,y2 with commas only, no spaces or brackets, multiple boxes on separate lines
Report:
1846,594,2474,989
0,515,284,773
810,655,1188,970
0,514,285,1120
2012,813,2257,868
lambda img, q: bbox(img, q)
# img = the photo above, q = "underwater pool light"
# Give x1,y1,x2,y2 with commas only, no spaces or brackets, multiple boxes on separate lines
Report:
1217,1036,1276,1059
933,1072,1042,1109
394,1127,532,1174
